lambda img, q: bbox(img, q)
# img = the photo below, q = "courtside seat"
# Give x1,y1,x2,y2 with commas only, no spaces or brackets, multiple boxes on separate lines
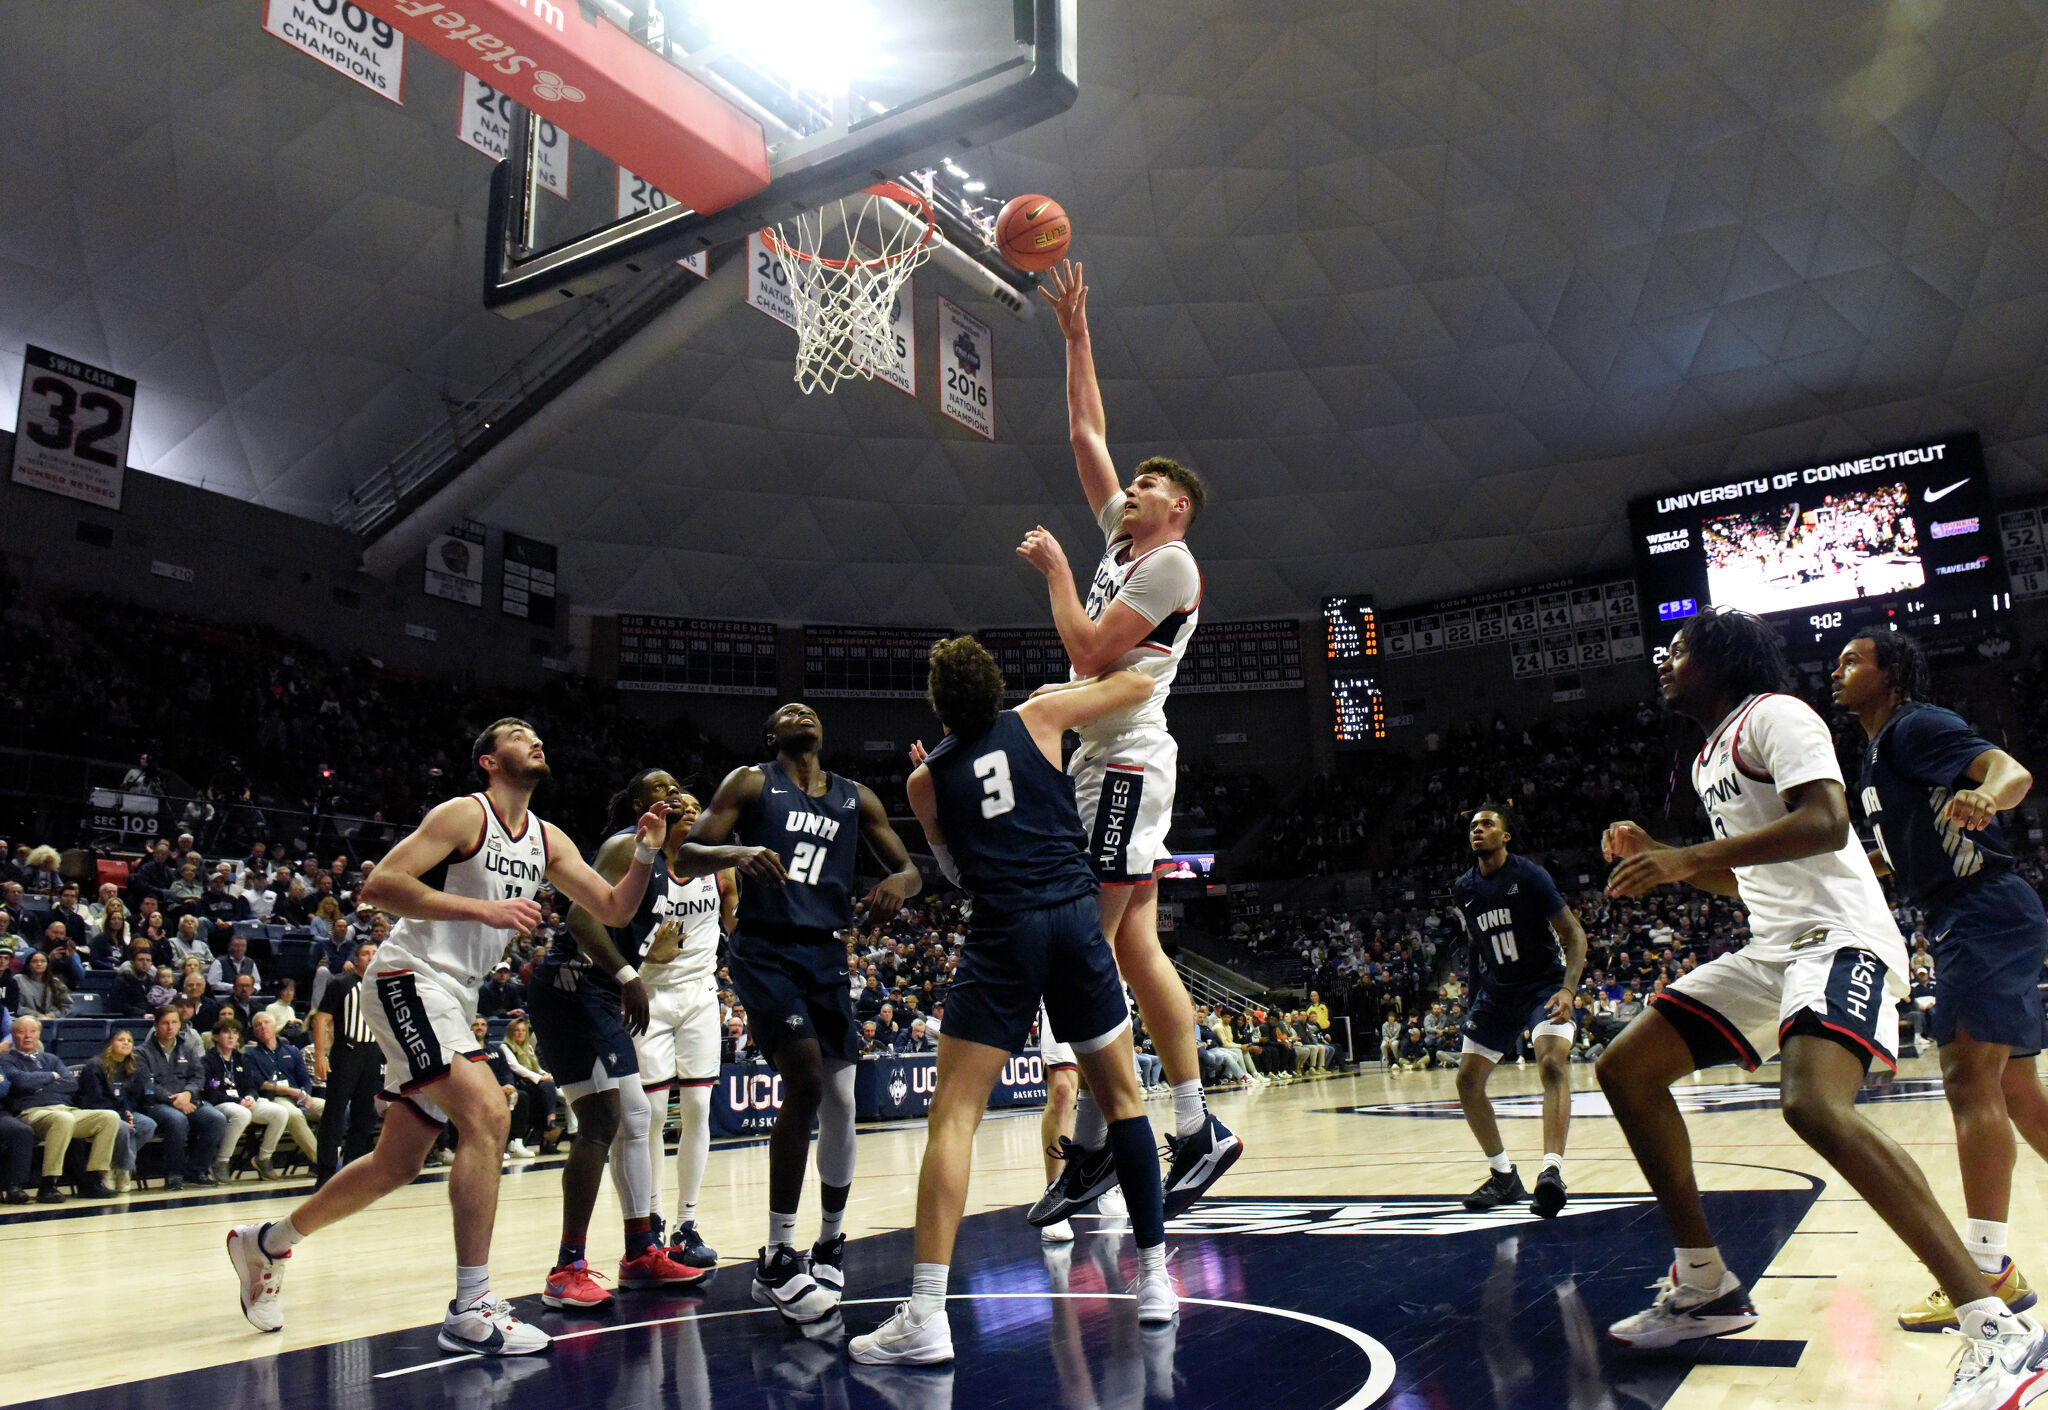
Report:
78,970,116,995
66,991,107,1016
96,857,131,890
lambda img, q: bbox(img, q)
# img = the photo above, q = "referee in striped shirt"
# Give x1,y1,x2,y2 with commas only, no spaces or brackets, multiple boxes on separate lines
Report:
312,940,383,1188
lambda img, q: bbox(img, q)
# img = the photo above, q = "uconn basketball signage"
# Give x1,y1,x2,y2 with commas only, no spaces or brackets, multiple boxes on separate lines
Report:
709,1051,1051,1136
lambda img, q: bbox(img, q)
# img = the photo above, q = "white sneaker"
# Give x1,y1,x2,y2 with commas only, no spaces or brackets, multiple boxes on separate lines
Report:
752,1246,839,1323
504,1140,533,1159
1937,1308,2048,1410
438,1296,551,1356
1607,1268,1757,1348
1132,1266,1179,1325
1040,1219,1075,1244
226,1224,286,1333
850,1304,954,1365
1096,1187,1127,1218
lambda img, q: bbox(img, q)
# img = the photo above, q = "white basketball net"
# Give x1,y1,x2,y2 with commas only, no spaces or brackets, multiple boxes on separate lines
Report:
762,182,938,395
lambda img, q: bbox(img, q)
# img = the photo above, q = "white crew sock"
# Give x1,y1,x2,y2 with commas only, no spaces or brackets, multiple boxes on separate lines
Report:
909,1262,949,1322
1487,1150,1513,1175
768,1209,798,1252
259,1214,305,1259
1967,1218,2010,1276
1073,1091,1108,1150
1957,1297,2018,1338
1674,1246,1726,1292
1542,1152,1565,1177
455,1263,490,1308
1170,1080,1206,1138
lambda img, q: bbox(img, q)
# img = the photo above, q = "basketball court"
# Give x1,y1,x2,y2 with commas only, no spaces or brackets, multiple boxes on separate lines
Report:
4,1053,2026,1410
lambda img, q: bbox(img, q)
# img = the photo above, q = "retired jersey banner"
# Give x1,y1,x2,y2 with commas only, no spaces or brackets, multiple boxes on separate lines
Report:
500,532,556,625
425,520,485,605
263,0,406,103
11,345,135,510
457,73,567,195
937,296,994,440
355,0,767,216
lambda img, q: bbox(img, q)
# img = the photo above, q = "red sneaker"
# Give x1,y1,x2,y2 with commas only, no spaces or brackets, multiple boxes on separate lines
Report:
619,1245,710,1290
543,1259,614,1310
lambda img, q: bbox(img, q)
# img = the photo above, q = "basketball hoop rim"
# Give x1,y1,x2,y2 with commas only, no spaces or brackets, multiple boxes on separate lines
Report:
760,181,938,270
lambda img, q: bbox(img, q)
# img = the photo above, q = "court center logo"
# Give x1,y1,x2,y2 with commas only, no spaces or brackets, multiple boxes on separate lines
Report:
1169,1196,1652,1237
1329,1077,1948,1121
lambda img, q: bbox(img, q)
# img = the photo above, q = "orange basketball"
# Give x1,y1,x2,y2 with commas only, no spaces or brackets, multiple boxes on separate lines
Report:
994,194,1072,273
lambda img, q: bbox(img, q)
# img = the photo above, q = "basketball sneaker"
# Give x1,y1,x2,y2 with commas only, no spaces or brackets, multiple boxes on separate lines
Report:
1028,1139,1118,1226
226,1224,286,1332
1162,1114,1243,1218
849,1304,955,1366
1040,1219,1076,1244
1607,1267,1758,1348
1531,1167,1568,1219
1901,1259,2038,1332
542,1259,614,1310
439,1296,551,1356
809,1234,847,1299
1132,1266,1179,1325
671,1220,719,1269
620,1245,709,1290
1096,1187,1128,1219
1463,1167,1527,1211
1935,1307,2048,1410
752,1245,838,1323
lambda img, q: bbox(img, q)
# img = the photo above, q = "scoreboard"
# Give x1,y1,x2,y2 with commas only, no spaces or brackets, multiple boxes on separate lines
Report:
616,616,777,694
1379,577,1642,679
1323,595,1378,663
804,625,947,698
1332,674,1385,745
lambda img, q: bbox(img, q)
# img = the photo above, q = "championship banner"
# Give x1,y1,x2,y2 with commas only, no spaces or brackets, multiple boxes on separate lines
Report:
746,231,797,329
264,0,406,103
10,345,135,510
354,0,768,217
500,532,556,625
456,73,567,196
872,281,916,397
617,170,707,276
937,296,994,440
425,520,485,605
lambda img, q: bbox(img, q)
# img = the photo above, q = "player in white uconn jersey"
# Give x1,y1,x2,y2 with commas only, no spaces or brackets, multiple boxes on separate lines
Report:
1011,259,1240,1223
226,718,673,1359
1594,611,2045,1410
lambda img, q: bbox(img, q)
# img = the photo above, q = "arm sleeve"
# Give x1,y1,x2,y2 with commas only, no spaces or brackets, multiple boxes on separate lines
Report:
1739,695,1843,795
1891,707,2002,789
1096,491,1128,541
1114,546,1200,628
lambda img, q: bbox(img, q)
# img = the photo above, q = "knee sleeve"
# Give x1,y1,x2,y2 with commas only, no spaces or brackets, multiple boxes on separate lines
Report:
607,1076,654,1219
673,1084,712,1214
814,1060,857,1187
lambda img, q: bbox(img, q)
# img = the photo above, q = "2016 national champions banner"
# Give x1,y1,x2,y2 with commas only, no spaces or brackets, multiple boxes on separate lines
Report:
709,1050,1055,1137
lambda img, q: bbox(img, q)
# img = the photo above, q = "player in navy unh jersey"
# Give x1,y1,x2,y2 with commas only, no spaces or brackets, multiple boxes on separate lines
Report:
850,638,1174,1367
1449,803,1587,1217
677,703,922,1323
1835,629,2048,1332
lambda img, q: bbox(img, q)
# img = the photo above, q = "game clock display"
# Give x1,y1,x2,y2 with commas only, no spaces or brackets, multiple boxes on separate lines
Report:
1628,433,1997,636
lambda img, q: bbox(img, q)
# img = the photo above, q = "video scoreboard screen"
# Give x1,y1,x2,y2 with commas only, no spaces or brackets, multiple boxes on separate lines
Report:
1629,434,1997,643
1332,674,1385,746
804,625,947,698
1323,595,1378,662
1177,620,1304,693
616,616,777,694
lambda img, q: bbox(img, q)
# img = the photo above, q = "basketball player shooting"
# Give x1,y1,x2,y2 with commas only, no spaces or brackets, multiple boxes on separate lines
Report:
1018,259,1239,1220
226,718,672,1357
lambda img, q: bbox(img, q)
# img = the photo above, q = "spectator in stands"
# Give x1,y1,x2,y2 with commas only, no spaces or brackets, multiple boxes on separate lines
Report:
859,1020,882,1054
112,944,158,1017
166,862,204,917
78,1029,157,1195
168,914,213,971
90,900,132,970
8,948,70,1018
244,1011,321,1179
136,1006,222,1189
198,873,248,951
1396,1023,1433,1072
178,971,217,1030
49,885,87,946
0,881,23,934
219,973,260,1035
855,974,885,1022
1379,1013,1401,1067
20,847,62,899
1,1014,118,1201
873,1001,902,1050
38,919,84,987
0,1062,34,1202
133,841,176,902
312,940,382,1186
1194,1010,1250,1087
207,934,261,994
199,1018,261,1181
477,961,525,1019
0,915,15,966
498,1016,556,1157
261,978,304,1045
82,882,116,933
122,753,161,794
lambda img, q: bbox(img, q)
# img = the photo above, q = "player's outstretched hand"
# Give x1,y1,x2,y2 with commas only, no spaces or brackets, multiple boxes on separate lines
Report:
1942,787,2000,832
621,976,651,1036
1017,526,1070,580
634,800,672,852
908,740,927,768
1601,821,1656,863
1606,846,1698,898
860,875,916,925
1039,259,1087,340
481,896,543,934
644,918,684,967
1544,985,1574,1025
730,845,788,885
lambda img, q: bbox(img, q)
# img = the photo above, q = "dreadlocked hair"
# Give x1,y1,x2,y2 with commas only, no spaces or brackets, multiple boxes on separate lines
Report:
1675,607,1795,698
926,636,1006,740
605,769,668,835
1849,628,1931,704
1473,800,1517,839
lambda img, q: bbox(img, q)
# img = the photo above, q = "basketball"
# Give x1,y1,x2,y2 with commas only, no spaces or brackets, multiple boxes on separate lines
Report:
994,194,1071,272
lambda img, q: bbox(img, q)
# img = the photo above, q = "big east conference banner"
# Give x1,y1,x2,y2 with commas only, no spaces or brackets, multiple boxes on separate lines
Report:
352,0,768,214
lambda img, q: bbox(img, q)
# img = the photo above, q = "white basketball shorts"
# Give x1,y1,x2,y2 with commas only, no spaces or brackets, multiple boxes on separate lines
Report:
364,951,486,1128
1070,726,1177,884
635,975,723,1087
1652,933,1907,1072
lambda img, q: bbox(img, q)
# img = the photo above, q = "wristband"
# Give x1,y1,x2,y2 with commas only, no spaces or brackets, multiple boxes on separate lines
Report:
614,964,640,985
634,842,659,865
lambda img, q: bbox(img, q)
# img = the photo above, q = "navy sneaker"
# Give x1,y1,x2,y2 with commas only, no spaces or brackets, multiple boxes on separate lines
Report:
1162,1114,1242,1218
1028,1139,1118,1227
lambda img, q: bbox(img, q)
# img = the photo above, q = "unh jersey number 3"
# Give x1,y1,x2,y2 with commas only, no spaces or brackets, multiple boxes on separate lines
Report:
975,751,1015,818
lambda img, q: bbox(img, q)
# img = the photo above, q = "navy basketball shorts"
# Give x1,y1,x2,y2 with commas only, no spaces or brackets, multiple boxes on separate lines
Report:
1461,977,1572,1061
528,967,639,1097
1652,936,1907,1072
727,931,860,1066
944,895,1131,1056
1929,872,2048,1055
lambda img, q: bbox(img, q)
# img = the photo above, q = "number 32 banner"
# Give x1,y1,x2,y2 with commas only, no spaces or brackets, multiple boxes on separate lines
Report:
937,296,994,440
11,345,136,510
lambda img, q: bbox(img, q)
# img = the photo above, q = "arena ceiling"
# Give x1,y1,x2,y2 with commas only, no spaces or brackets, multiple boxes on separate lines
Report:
6,1,2048,626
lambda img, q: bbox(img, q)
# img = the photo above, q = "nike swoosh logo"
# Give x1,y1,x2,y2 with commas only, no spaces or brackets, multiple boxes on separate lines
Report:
1924,478,1970,502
